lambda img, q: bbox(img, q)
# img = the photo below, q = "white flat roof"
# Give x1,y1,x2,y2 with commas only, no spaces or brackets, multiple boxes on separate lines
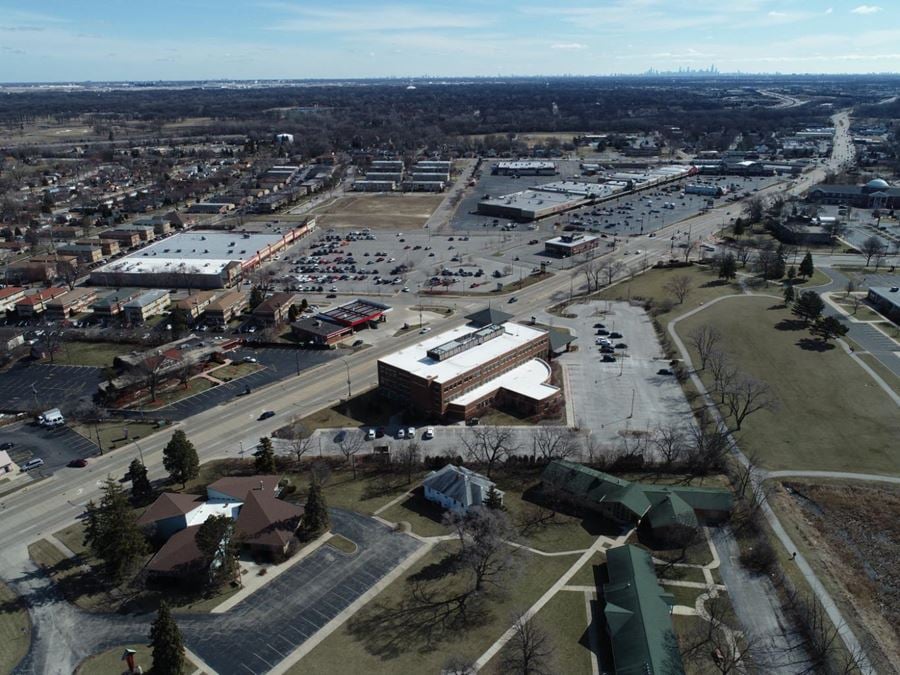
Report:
379,322,547,384
95,257,234,275
546,234,599,248
451,358,559,406
184,500,243,527
496,161,556,169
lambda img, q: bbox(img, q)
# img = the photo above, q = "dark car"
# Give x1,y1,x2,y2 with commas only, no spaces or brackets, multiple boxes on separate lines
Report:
258,410,276,421
508,296,518,304
609,332,623,339
376,426,385,438
596,329,610,336
593,323,605,329
615,343,628,349
0,441,13,450
601,355,616,363
67,458,88,468
657,368,674,376
600,346,615,354
466,417,480,426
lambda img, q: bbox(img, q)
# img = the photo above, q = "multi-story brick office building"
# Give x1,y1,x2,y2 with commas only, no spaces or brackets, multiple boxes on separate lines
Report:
378,320,560,421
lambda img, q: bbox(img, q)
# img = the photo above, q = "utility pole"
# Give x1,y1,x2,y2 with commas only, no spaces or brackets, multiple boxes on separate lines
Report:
628,389,635,419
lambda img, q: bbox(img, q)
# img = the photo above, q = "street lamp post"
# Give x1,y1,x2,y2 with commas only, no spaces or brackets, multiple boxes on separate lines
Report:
342,358,352,399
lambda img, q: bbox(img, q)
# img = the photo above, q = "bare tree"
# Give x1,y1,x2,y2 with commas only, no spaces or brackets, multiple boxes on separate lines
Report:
337,431,365,478
843,279,856,297
462,427,517,478
688,325,722,371
445,507,519,593
682,238,697,263
860,235,886,267
732,238,753,268
652,423,688,469
498,614,555,675
707,350,737,403
723,376,776,431
664,274,693,304
395,441,421,484
290,424,313,467
598,259,626,287
531,426,577,462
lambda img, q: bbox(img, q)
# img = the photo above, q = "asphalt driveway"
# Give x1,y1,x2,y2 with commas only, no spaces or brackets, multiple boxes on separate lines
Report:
0,422,99,476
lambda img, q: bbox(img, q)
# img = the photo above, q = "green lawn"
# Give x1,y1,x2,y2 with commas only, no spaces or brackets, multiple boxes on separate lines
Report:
297,387,409,430
484,589,595,675
211,362,262,381
833,298,885,322
0,581,30,675
70,421,164,452
74,643,196,675
568,552,605,586
855,353,900,397
596,264,743,343
377,490,452,537
663,583,706,608
55,522,89,557
289,542,578,674
143,378,215,410
27,538,123,612
676,295,900,474
51,340,132,367
656,565,707,584
326,534,359,555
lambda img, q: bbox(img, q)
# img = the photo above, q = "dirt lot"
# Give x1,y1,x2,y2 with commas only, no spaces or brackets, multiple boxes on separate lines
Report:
312,194,444,230
772,480,900,669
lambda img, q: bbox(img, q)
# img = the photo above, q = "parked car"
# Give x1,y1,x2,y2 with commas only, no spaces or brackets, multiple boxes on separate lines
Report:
601,355,616,363
21,458,45,471
423,427,435,440
367,428,376,440
0,441,13,450
615,343,628,349
609,332,623,339
596,329,610,336
67,458,88,468
258,410,276,421
396,428,406,439
466,417,480,426
407,427,416,439
242,356,258,363
657,368,674,376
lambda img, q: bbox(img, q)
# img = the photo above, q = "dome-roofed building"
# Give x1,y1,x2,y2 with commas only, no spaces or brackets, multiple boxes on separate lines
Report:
808,177,900,209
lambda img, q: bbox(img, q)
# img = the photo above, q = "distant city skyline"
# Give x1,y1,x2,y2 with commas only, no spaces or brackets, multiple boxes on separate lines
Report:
1,1,899,82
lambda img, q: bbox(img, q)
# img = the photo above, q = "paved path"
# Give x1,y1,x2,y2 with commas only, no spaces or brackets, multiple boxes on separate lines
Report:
10,509,421,675
668,295,877,674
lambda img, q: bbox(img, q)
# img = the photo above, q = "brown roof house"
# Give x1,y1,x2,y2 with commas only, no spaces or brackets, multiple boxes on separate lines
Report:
139,474,303,578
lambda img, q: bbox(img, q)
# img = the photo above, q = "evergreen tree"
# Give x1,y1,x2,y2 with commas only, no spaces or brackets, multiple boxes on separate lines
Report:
799,251,814,279
195,515,238,587
150,602,185,675
288,304,300,322
255,437,277,474
484,486,505,511
129,458,153,504
249,286,264,310
169,307,190,340
792,290,825,325
83,477,149,582
163,430,199,488
787,266,797,281
304,478,330,534
717,253,737,281
783,283,795,306
732,218,746,237
811,316,848,343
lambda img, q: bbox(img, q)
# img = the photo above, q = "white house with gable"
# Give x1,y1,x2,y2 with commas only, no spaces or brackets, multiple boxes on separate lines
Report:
423,464,503,515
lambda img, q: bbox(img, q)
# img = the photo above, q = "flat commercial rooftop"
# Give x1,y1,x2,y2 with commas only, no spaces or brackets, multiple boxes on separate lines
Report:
451,358,558,406
535,182,621,198
379,322,546,384
95,230,286,275
480,189,585,210
546,234,599,248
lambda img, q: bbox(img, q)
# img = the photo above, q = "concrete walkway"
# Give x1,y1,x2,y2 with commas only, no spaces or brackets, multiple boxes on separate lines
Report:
668,295,876,674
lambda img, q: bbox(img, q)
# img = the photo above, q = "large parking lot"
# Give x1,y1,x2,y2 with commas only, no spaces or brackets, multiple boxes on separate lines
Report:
0,363,102,414
537,301,695,453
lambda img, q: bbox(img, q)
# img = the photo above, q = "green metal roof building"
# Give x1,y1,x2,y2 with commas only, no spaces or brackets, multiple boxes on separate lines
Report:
603,544,685,674
541,460,733,531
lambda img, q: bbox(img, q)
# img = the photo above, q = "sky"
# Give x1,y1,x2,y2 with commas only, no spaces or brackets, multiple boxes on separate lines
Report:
1,1,899,82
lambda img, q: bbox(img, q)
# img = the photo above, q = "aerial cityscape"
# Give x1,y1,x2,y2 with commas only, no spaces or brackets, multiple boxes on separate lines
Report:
0,2,899,675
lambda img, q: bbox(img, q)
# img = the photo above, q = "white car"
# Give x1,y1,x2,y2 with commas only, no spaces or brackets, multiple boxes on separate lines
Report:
396,428,406,439
423,427,435,440
407,427,416,439
367,428,376,440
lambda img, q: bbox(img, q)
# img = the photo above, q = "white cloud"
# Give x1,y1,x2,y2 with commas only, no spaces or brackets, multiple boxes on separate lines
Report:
825,8,833,14
551,42,587,50
851,5,882,14
265,6,491,32
768,11,787,17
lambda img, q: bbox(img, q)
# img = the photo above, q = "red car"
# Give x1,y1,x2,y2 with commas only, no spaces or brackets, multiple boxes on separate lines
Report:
68,458,88,468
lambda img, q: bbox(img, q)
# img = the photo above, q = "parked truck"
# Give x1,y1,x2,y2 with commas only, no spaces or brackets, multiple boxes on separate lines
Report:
38,408,65,428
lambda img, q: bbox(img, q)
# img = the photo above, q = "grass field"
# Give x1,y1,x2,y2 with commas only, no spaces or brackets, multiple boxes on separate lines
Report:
832,297,885,322
312,193,444,230
770,479,900,672
52,340,133,367
855,353,900,396
483,589,595,675
597,264,743,331
663,584,706,608
74,642,197,675
0,581,30,674
71,421,163,451
289,541,577,674
210,362,262,381
676,295,900,473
